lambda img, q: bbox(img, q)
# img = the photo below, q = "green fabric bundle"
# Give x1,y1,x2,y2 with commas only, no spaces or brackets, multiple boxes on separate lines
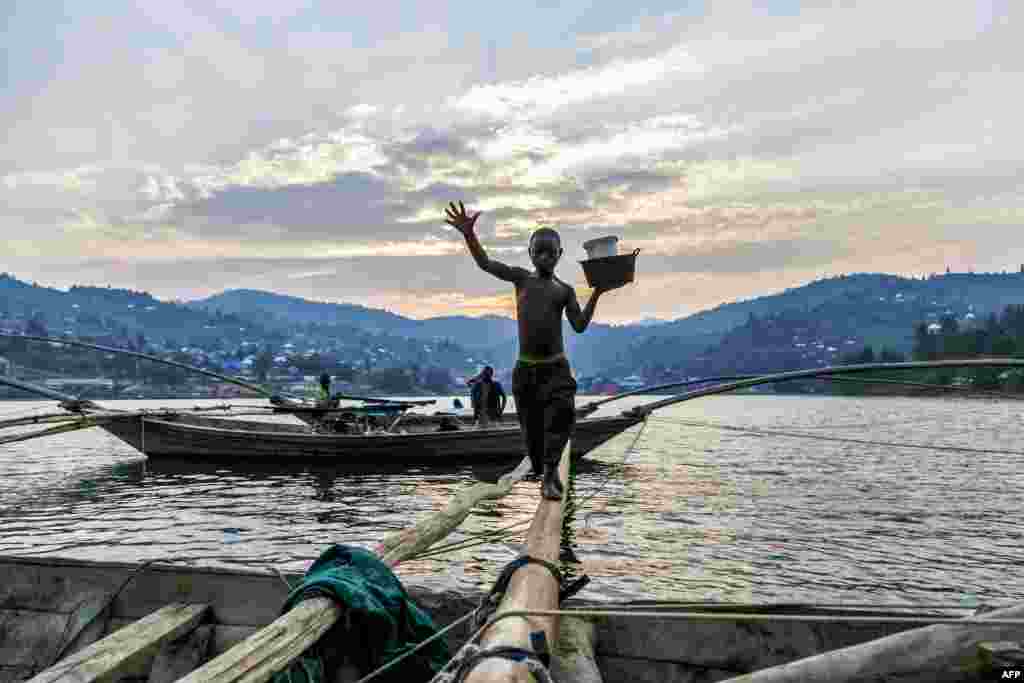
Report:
272,544,450,683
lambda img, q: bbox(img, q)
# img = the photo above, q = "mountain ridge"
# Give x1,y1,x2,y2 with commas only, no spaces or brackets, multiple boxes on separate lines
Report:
7,270,1024,377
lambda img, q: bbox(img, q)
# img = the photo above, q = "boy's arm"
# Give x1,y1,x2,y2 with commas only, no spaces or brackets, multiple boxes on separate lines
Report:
565,284,605,333
445,201,529,283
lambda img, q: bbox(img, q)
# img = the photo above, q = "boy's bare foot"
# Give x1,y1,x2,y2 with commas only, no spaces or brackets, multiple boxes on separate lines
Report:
541,467,564,500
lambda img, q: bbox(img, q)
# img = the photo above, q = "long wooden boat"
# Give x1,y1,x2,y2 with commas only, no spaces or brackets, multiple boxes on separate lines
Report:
1,554,1000,683
93,411,643,462
8,357,1024,681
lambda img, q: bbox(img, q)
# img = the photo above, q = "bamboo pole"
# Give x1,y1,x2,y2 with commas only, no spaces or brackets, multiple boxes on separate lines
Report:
177,455,536,683
628,358,1024,417
578,371,1024,414
719,602,1024,682
0,412,145,445
0,375,82,402
0,412,93,430
462,439,573,683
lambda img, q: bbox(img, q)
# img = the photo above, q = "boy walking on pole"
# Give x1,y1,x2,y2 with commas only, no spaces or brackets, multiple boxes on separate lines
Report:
445,201,607,499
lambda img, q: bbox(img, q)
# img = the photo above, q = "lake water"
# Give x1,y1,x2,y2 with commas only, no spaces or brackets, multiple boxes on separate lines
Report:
1,394,1022,607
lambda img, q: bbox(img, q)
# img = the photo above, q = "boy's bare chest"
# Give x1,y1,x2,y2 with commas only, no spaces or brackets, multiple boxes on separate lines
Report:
516,279,565,311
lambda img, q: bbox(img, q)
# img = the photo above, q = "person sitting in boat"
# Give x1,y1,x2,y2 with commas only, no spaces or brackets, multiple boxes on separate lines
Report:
446,201,608,500
468,366,506,429
317,373,333,403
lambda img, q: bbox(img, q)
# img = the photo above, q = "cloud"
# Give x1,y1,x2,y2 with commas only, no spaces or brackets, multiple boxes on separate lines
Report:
2,1,1022,322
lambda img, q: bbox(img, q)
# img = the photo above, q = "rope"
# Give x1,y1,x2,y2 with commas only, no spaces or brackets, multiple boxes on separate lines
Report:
568,600,1002,611
46,558,161,668
628,358,1024,417
271,567,294,591
351,608,483,683
576,419,649,511
649,416,1024,456
431,644,554,683
475,607,1024,631
410,420,651,562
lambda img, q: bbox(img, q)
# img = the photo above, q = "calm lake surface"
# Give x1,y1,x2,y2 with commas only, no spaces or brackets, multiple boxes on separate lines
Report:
1,394,1022,607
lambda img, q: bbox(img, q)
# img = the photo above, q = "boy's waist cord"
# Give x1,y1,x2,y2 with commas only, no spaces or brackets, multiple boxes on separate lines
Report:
516,352,567,365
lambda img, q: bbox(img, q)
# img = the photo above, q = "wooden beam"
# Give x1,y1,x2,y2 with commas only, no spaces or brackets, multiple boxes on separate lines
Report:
177,456,536,683
719,602,1024,682
377,456,533,565
27,603,208,683
463,439,572,683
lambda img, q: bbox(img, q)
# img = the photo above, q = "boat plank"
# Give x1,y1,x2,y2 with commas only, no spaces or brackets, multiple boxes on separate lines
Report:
1,663,40,683
99,412,641,462
149,625,214,683
27,603,209,683
0,609,72,671
0,557,292,627
594,612,914,671
597,655,738,683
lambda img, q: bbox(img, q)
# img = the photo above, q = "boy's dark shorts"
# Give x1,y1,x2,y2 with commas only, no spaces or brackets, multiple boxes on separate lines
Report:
512,358,577,472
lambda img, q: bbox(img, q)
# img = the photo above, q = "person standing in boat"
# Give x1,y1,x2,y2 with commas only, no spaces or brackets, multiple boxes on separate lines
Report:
445,201,607,500
467,365,507,428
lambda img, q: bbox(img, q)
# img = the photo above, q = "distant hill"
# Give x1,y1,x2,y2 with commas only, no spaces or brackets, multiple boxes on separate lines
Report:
0,273,265,348
8,270,1024,379
188,288,634,373
0,275,484,371
626,271,1024,374
191,289,413,334
189,272,1024,376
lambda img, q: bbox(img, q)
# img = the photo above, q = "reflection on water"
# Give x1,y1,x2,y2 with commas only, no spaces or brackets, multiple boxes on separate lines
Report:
1,395,1023,606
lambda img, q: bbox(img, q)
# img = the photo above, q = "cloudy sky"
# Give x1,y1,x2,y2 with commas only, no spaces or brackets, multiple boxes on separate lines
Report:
2,1,1020,323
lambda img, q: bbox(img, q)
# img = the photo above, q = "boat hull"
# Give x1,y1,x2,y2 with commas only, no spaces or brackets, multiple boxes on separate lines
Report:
0,554,966,683
98,413,643,462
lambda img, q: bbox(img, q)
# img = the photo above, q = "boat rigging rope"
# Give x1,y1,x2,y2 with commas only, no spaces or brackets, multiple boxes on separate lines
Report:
349,606,485,683
409,420,651,562
44,558,161,672
648,416,1024,456
471,607,1024,629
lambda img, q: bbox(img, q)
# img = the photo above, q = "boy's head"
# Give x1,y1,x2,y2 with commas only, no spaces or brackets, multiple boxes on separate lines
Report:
529,227,562,276
482,366,494,379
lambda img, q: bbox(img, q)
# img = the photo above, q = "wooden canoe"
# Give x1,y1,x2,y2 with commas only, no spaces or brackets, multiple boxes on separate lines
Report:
0,554,987,683
95,412,643,462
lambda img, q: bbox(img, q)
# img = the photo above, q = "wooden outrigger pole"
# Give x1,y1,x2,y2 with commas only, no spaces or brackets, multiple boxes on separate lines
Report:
622,358,1024,417
461,439,573,683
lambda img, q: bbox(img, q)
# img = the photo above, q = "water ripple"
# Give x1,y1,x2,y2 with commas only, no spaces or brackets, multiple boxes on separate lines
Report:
1,396,1022,605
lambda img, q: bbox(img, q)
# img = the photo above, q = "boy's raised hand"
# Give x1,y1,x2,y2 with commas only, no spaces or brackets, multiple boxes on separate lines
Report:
444,201,481,236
